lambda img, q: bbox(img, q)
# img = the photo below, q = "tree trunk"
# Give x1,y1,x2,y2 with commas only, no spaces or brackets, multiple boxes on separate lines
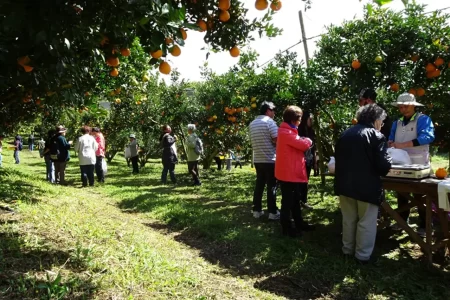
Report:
105,150,118,163
202,148,219,169
313,113,326,186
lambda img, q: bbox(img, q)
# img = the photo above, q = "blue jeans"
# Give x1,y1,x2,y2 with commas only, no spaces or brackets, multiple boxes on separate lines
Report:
14,150,20,164
161,162,176,184
44,155,55,183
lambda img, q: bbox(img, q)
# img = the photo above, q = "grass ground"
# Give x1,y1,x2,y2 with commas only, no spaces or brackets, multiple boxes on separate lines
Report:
0,148,449,299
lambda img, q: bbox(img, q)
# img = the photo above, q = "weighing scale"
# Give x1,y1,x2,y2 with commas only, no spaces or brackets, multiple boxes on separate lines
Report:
386,164,431,179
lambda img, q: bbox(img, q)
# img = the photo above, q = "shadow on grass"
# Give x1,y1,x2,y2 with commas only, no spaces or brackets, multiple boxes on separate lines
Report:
0,229,96,299
0,168,47,204
105,162,450,299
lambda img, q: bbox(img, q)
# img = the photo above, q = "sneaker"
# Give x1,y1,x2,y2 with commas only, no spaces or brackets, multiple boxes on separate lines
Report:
356,256,380,266
268,211,280,220
253,211,264,219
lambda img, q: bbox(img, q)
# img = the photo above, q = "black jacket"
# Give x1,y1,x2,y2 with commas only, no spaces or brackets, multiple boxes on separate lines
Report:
334,123,392,206
160,133,178,164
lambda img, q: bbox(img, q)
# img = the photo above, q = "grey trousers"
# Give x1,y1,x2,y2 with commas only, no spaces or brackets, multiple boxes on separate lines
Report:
340,195,379,261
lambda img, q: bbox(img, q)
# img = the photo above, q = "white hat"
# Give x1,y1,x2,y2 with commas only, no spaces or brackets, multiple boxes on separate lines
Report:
129,134,136,138
391,93,424,107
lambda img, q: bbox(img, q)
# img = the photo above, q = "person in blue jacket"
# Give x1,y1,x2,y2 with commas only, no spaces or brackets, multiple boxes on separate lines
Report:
388,93,435,237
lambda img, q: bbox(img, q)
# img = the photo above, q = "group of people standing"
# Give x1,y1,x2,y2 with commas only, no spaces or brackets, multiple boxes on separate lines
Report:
40,125,106,187
249,102,317,236
127,123,203,186
248,89,435,264
335,89,434,263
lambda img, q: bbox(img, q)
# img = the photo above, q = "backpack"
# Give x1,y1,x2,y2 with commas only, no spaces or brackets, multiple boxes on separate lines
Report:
194,137,203,155
50,138,60,160
18,141,23,151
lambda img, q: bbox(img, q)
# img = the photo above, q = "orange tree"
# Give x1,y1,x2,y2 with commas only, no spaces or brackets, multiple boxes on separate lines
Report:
193,51,297,168
291,3,450,177
0,0,293,132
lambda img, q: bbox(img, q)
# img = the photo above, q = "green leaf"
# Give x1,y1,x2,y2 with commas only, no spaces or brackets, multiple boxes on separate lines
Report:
373,0,393,6
161,3,170,15
139,17,150,26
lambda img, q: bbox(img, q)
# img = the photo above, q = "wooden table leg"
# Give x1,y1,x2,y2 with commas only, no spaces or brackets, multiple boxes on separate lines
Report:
438,209,450,256
426,196,433,263
381,202,429,254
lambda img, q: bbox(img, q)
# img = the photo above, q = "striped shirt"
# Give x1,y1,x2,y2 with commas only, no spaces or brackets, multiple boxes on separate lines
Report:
249,115,278,163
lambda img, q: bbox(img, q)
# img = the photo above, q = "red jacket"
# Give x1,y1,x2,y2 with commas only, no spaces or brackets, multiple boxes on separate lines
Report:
275,122,312,183
95,133,106,157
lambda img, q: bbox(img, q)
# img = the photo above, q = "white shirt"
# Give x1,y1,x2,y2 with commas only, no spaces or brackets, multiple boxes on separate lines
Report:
76,134,98,165
249,115,278,163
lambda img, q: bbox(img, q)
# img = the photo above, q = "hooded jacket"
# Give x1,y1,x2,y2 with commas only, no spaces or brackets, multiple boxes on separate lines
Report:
275,122,312,183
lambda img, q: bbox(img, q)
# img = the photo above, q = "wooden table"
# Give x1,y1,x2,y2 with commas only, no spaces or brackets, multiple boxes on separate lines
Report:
380,176,450,263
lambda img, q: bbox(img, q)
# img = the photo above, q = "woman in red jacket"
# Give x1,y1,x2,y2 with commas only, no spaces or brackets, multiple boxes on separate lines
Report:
275,106,315,237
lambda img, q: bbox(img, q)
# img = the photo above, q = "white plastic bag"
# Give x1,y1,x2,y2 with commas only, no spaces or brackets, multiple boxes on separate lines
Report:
387,148,411,165
102,159,108,175
124,146,131,159
327,156,336,174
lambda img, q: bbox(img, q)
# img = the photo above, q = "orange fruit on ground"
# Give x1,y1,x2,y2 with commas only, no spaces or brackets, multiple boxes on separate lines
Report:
165,37,173,45
390,83,399,92
197,20,207,32
110,68,119,77
150,50,163,59
435,168,448,179
106,56,120,67
408,88,416,95
425,63,436,72
23,65,34,72
218,0,231,11
255,0,269,10
100,36,109,46
270,0,282,11
331,99,337,105
329,123,335,129
410,54,419,62
219,10,230,22
230,46,240,57
434,57,444,67
426,71,434,79
351,118,358,125
120,48,131,56
35,99,41,105
170,45,181,57
17,56,31,67
351,59,361,69
416,88,425,97
159,61,171,75
180,28,187,40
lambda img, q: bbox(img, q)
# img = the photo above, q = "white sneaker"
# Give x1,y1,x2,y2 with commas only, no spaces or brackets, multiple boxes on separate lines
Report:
268,210,280,220
253,211,264,218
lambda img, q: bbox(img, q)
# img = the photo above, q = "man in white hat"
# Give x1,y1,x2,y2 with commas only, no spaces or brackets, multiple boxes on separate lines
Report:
388,92,435,236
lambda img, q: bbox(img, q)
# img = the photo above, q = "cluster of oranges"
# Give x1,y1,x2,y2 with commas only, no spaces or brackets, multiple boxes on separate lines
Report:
255,0,282,11
105,48,131,77
424,57,445,79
